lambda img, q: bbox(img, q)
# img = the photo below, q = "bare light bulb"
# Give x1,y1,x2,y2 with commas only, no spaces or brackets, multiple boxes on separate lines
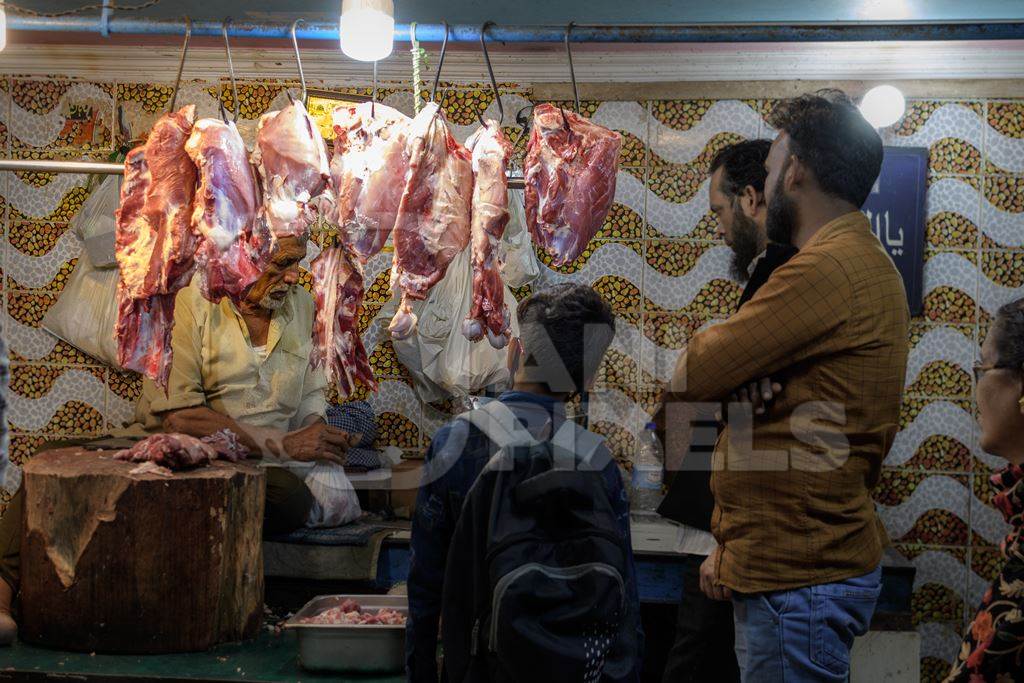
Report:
859,85,906,129
0,7,7,52
340,0,394,62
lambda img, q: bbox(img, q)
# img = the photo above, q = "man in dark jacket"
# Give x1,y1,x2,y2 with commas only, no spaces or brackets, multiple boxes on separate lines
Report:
657,140,796,682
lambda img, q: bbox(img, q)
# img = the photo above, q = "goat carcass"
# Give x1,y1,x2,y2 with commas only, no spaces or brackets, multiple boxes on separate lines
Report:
389,103,473,339
309,244,376,396
524,104,622,267
252,99,329,245
462,120,513,348
330,101,410,261
115,105,199,388
185,117,262,301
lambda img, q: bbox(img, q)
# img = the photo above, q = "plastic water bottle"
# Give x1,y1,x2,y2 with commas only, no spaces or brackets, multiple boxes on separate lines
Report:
631,422,664,511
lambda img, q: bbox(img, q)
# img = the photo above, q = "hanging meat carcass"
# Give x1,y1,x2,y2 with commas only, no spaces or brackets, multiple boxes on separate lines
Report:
115,104,200,388
461,120,514,348
524,103,622,267
184,117,263,301
389,102,473,339
331,101,411,261
252,99,330,247
309,245,376,396
310,102,411,393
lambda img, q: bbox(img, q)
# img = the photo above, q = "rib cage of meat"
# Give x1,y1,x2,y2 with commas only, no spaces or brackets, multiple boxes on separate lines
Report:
462,120,513,348
330,102,410,261
252,99,330,246
185,118,263,301
524,103,622,267
114,105,199,388
389,103,473,340
309,243,376,396
310,102,412,395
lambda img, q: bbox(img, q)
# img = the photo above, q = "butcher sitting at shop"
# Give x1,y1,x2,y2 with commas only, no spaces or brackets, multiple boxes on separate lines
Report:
0,233,363,646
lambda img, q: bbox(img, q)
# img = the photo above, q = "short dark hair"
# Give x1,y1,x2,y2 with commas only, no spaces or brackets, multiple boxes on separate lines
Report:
517,284,615,394
994,297,1024,372
709,139,772,198
768,89,883,207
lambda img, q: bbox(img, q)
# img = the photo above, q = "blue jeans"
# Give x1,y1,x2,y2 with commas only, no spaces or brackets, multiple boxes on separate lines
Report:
732,565,881,682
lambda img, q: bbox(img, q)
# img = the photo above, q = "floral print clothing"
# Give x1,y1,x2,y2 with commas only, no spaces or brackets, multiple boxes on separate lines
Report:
946,464,1024,682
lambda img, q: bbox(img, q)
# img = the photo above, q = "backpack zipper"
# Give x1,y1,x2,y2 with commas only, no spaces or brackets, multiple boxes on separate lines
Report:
488,562,625,652
483,528,625,567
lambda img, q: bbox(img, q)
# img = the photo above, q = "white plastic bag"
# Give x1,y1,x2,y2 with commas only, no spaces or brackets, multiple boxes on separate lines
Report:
499,188,540,289
72,175,121,268
303,462,362,528
40,248,122,368
390,247,519,403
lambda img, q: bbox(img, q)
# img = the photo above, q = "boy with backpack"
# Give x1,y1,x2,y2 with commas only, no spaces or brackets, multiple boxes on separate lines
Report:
405,283,643,682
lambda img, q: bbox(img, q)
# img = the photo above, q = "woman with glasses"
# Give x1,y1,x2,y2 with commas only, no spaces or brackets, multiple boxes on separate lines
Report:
945,298,1024,681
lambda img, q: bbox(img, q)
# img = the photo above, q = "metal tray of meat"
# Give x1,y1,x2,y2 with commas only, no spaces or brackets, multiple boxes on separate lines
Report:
283,594,407,673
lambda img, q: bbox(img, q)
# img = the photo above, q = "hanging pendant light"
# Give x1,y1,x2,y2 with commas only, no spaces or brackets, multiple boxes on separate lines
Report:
340,0,394,62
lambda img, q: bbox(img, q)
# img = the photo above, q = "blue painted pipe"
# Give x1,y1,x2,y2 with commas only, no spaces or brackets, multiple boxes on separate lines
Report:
7,14,1024,42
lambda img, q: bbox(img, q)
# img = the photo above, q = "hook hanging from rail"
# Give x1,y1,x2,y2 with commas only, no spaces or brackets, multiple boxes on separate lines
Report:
479,21,503,126
168,16,192,113
430,20,449,105
565,22,579,114
291,18,307,103
222,17,239,122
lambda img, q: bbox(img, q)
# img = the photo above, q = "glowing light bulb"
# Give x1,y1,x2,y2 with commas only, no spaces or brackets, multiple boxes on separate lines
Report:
0,7,7,52
859,85,906,128
340,0,394,62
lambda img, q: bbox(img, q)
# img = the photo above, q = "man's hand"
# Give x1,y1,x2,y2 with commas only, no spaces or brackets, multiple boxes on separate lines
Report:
699,545,732,601
281,422,360,465
715,377,783,422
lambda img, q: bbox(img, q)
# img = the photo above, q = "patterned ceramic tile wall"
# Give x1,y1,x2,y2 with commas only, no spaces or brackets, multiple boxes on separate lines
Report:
0,72,1018,681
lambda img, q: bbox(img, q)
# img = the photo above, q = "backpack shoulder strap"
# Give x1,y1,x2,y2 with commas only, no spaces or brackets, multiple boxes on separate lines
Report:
457,400,540,450
550,420,609,470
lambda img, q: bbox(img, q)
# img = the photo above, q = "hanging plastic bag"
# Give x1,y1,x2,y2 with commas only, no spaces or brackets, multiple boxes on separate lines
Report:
390,247,519,403
41,248,122,368
302,462,362,528
72,175,121,269
499,188,539,289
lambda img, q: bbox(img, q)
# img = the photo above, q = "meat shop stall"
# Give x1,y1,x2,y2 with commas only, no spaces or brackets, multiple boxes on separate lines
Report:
0,1,1019,681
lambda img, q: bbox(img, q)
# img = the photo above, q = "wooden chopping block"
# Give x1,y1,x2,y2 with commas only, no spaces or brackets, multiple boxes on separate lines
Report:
19,448,266,654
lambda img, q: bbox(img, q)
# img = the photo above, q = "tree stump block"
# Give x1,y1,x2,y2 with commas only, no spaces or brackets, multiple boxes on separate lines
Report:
19,448,266,654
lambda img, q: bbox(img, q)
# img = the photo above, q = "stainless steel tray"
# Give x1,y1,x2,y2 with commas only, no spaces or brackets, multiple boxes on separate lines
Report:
283,594,407,673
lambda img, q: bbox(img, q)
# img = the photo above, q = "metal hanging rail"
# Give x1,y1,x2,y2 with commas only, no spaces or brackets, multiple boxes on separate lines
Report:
7,15,1024,42
0,158,530,189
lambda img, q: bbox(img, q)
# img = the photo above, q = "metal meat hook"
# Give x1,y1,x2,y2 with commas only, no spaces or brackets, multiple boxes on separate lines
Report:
430,20,449,105
291,18,308,103
478,21,503,127
222,17,239,122
168,16,192,113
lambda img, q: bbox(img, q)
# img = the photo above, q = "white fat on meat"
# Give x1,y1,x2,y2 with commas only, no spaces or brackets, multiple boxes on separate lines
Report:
524,104,622,267
462,120,513,348
389,103,473,340
185,117,263,301
252,99,330,243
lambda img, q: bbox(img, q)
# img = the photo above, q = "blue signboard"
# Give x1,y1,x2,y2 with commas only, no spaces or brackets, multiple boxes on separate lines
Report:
862,146,929,316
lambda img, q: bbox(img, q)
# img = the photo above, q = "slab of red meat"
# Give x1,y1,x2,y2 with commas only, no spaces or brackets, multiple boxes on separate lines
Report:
252,100,329,246
462,120,513,348
309,244,376,397
115,105,199,388
389,103,473,339
524,104,622,267
185,118,263,301
330,102,410,261
201,429,250,463
114,433,217,470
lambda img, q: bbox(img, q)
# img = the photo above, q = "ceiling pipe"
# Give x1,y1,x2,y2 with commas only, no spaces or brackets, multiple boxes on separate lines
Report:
6,15,1024,43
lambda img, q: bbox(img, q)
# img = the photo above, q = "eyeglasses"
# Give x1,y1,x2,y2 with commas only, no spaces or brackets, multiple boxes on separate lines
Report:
973,362,1017,383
